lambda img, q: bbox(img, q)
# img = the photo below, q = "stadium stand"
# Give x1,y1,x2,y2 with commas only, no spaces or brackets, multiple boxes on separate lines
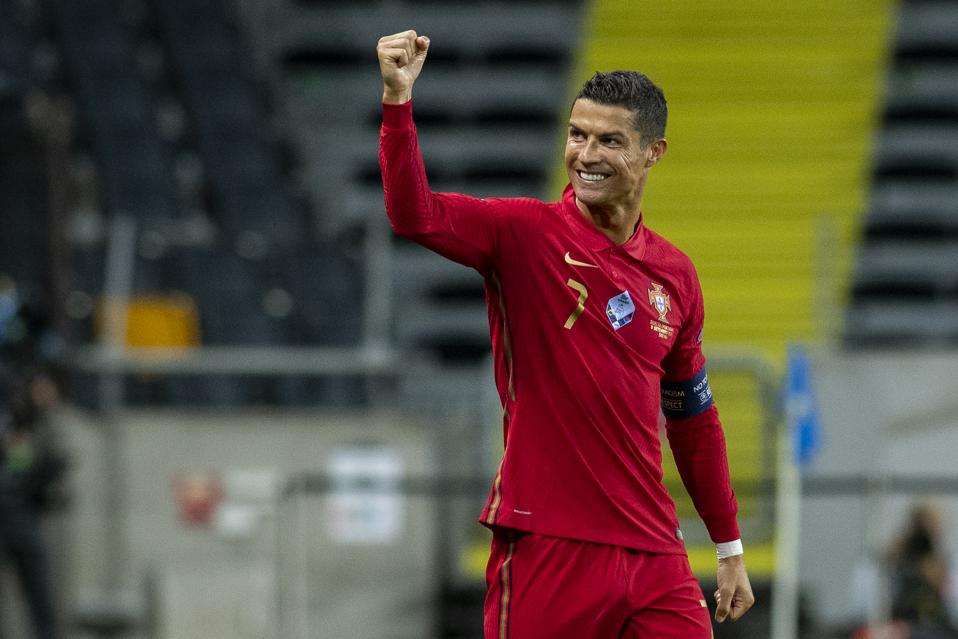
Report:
152,0,303,247
37,0,369,406
242,0,586,367
47,0,180,225
574,0,893,357
847,0,958,347
0,0,52,298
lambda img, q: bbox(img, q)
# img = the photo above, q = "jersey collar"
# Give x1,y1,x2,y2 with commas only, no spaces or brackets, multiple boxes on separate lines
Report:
561,184,649,261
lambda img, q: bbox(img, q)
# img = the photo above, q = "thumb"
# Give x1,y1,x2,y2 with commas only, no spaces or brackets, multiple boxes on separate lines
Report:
714,589,732,622
416,35,430,55
407,35,429,76
412,36,429,65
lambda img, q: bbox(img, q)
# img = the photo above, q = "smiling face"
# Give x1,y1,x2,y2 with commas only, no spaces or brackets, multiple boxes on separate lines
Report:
564,98,666,223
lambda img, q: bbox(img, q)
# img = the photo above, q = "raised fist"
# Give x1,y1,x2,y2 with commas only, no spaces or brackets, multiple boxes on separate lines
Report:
377,30,430,104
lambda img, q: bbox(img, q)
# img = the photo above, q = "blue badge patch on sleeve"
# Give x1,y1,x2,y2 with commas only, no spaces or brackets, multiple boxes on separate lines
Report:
661,368,714,420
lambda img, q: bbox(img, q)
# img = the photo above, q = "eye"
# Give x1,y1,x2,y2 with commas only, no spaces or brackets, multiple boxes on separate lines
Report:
569,128,585,141
602,137,622,147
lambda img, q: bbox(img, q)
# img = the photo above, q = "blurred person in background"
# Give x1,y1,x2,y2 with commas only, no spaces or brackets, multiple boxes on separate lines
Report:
377,30,753,638
888,503,958,638
0,275,68,639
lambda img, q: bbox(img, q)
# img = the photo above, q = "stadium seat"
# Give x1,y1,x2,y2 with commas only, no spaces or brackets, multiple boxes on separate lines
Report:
848,0,958,345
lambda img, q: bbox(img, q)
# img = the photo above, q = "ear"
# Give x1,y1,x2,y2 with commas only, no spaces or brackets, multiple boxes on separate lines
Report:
646,138,668,167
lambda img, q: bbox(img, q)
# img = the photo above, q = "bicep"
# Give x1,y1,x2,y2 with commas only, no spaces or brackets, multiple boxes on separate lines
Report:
401,192,504,272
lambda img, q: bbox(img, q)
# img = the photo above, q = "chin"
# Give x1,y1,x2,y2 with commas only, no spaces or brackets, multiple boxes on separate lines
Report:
573,187,607,206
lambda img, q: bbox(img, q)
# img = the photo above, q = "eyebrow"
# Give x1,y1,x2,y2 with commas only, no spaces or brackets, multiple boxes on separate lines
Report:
568,121,628,138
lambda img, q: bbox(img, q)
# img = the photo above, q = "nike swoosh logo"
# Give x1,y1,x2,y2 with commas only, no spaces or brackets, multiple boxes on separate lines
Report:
564,251,598,268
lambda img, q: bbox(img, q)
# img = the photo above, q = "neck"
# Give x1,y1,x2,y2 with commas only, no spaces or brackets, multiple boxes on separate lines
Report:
575,199,642,245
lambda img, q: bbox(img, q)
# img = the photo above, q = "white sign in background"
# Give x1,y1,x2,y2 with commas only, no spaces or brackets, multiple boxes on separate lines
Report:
326,446,403,544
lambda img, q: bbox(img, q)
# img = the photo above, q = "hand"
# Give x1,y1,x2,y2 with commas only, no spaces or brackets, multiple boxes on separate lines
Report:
714,555,755,623
377,30,430,104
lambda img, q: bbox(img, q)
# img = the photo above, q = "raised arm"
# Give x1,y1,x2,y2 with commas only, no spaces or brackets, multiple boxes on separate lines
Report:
377,31,503,273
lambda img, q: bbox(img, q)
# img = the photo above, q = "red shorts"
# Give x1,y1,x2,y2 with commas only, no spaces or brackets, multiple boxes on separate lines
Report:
484,528,712,639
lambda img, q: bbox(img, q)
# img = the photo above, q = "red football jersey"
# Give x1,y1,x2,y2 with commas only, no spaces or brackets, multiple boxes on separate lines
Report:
380,102,739,554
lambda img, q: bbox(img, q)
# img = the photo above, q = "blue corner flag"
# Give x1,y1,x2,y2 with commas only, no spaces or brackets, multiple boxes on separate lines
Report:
785,344,821,466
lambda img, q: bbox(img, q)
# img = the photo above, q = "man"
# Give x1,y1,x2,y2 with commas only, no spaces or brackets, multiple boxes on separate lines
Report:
377,30,754,638
0,280,65,639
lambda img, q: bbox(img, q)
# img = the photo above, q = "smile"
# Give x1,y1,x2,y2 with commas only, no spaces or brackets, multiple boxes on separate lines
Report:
577,170,609,182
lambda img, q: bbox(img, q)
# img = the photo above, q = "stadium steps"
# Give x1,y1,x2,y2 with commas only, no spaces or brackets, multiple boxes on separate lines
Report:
573,0,895,566
244,0,586,366
847,0,958,348
47,0,182,224
150,0,306,250
571,0,893,351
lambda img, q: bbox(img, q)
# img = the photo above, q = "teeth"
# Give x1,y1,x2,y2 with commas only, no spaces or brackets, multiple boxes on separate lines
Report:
579,171,608,182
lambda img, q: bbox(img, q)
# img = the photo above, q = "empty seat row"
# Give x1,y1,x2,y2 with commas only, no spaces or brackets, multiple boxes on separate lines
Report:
846,0,958,347
153,0,304,244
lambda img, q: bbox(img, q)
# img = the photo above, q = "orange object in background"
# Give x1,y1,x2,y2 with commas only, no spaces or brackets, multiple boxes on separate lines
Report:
95,293,201,348
172,470,223,526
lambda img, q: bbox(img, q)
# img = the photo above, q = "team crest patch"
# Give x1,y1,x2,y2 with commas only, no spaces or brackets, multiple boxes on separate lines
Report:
606,291,635,330
648,282,676,340
648,282,671,322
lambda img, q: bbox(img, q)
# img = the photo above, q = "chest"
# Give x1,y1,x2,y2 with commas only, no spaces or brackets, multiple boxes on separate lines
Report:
501,229,690,363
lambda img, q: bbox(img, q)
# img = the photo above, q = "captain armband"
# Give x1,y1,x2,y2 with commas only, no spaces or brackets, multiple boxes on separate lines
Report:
660,368,714,420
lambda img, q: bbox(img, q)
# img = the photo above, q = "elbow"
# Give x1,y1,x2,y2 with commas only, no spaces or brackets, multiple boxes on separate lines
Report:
385,211,430,241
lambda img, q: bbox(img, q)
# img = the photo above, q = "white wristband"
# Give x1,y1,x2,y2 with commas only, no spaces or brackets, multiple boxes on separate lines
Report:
716,539,744,559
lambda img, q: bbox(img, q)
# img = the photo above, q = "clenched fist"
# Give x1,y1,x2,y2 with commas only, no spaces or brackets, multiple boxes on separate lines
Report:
377,30,430,105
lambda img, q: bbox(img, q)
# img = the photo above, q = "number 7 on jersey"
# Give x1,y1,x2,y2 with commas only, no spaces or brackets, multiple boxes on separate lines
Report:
564,279,588,329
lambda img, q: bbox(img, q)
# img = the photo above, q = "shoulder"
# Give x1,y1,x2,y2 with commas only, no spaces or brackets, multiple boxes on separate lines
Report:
644,226,699,278
643,225,705,313
480,196,552,224
483,196,551,212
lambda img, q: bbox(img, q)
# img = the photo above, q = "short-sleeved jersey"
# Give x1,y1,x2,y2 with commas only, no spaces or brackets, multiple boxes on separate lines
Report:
380,102,738,554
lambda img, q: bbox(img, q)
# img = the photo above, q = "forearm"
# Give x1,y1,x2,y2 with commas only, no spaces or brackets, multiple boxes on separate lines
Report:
666,405,740,543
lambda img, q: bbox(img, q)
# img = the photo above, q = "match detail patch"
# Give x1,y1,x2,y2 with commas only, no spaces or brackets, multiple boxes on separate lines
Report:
661,368,714,419
606,291,635,330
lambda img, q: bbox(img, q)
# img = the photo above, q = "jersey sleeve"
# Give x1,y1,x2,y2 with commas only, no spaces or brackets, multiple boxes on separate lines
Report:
661,269,740,543
379,101,504,273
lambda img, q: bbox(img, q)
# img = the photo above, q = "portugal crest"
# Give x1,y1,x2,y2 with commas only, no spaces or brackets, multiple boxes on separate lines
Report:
648,282,671,323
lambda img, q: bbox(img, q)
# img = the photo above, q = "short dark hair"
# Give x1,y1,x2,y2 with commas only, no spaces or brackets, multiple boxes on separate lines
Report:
575,71,668,145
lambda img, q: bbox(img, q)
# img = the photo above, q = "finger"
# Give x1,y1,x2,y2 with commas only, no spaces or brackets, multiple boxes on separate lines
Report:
378,36,413,53
402,33,418,68
380,47,410,69
378,29,418,44
728,592,756,621
728,605,746,622
377,32,417,58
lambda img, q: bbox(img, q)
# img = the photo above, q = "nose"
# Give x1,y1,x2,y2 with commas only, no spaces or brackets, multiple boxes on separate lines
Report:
579,138,601,165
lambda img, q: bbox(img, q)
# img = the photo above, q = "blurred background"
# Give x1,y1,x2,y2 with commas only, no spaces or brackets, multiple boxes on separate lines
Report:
0,0,956,637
